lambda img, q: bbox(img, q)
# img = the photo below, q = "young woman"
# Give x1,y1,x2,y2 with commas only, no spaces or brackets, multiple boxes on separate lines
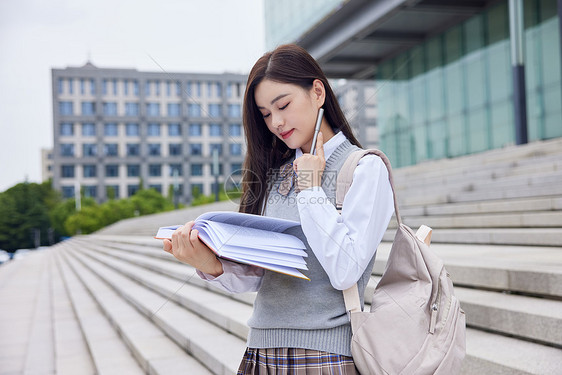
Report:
163,44,394,374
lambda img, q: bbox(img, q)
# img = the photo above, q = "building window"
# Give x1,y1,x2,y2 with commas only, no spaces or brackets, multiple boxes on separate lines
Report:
145,81,151,96
103,102,118,116
216,82,222,97
187,103,201,117
189,123,202,136
147,123,161,136
176,81,181,96
104,123,118,136
125,102,139,116
105,164,119,177
90,79,95,95
58,78,63,94
81,102,96,116
229,123,241,136
189,143,202,155
191,163,203,176
231,163,243,175
148,164,162,177
104,143,118,156
60,122,74,136
209,123,222,136
167,103,181,117
169,143,182,156
126,123,140,136
228,104,241,117
208,103,221,117
229,143,242,155
210,143,223,156
62,186,74,198
124,79,129,95
149,184,162,193
59,101,73,115
61,165,75,178
133,80,139,96
113,78,118,95
106,185,119,199
148,143,161,156
154,80,160,96
81,123,96,136
195,82,201,97
83,144,97,157
169,163,183,176
68,78,73,94
146,102,160,117
83,186,97,198
168,123,181,136
127,164,140,177
226,83,234,98
80,79,85,95
128,184,139,197
102,79,108,95
60,144,74,157
83,165,97,178
126,144,140,156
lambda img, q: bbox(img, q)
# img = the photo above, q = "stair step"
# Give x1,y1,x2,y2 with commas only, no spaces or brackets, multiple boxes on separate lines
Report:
382,228,562,247
22,251,55,375
399,196,562,217
74,240,253,342
50,249,96,374
375,242,562,298
455,287,562,347
390,211,562,229
462,328,562,375
74,237,256,306
63,242,244,374
53,247,145,374
59,244,213,375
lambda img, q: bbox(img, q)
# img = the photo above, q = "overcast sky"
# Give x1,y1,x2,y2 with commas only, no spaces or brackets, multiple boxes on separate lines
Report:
0,0,265,192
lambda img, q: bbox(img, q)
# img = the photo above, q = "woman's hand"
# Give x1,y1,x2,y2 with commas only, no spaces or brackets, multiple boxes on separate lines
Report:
163,221,224,277
293,131,325,190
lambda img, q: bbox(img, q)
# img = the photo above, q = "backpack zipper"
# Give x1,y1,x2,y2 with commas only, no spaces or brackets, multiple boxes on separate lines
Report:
429,282,441,334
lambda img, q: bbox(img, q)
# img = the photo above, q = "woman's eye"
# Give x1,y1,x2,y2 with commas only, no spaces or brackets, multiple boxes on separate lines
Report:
280,103,289,110
262,113,270,119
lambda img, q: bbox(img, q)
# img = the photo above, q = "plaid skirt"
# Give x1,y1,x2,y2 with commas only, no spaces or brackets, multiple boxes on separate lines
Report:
237,347,359,375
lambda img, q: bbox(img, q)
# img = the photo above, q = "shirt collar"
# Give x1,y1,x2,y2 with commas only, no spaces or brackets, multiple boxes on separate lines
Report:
295,131,346,160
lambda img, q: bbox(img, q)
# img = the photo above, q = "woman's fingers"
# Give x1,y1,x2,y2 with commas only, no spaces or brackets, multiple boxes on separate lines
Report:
163,239,172,253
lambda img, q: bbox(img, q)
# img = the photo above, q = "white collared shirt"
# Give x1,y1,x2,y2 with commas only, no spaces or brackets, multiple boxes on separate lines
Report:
197,131,394,292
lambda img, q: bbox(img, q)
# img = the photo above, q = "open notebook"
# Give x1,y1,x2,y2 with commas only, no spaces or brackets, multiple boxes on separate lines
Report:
155,211,309,280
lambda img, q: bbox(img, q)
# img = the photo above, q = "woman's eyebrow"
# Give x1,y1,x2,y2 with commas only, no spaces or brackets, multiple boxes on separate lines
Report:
257,93,290,109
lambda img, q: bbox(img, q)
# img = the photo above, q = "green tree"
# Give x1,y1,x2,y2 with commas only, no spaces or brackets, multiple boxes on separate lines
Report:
0,182,53,251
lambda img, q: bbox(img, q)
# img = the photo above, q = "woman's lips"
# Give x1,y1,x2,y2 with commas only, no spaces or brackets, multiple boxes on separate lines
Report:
280,129,294,139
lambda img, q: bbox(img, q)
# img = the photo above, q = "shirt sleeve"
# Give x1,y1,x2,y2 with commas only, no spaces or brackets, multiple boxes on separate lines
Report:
296,155,394,290
196,258,265,294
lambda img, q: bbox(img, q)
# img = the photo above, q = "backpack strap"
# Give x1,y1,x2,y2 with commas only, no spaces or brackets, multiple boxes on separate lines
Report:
338,149,402,315
335,149,401,225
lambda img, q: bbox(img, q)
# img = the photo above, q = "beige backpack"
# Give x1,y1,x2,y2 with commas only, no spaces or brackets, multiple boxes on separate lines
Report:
336,149,466,375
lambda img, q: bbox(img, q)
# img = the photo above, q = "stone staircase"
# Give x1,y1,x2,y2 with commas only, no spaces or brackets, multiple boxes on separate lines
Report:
1,138,562,374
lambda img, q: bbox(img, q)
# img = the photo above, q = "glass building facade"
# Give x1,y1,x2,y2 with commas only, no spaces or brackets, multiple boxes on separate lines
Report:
377,0,561,167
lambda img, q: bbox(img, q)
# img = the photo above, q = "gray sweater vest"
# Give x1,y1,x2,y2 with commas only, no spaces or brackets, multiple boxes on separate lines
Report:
247,139,376,357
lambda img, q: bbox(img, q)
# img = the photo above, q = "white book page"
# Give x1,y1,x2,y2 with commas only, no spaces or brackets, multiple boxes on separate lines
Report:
198,220,305,250
196,211,300,233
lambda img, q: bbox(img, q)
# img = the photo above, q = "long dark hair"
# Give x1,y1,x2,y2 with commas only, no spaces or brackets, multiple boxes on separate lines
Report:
240,44,362,215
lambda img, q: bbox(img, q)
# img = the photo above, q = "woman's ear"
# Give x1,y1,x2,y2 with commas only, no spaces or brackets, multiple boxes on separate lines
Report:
311,79,326,108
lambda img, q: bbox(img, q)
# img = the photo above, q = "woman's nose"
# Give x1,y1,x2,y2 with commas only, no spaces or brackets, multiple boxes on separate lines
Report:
271,112,284,129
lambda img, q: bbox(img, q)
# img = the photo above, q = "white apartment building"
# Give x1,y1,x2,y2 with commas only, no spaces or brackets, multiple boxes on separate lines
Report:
51,62,247,204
